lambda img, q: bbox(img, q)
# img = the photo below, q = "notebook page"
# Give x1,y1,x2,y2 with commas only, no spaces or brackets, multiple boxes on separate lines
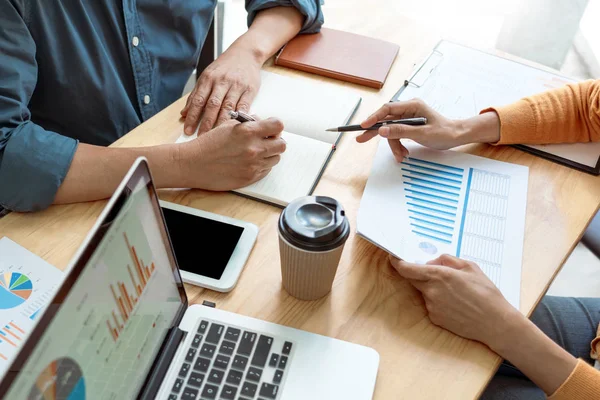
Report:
398,41,600,168
358,140,529,309
250,71,361,144
235,132,332,206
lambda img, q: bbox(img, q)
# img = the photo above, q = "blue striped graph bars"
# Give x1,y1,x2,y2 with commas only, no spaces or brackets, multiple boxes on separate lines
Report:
401,157,468,246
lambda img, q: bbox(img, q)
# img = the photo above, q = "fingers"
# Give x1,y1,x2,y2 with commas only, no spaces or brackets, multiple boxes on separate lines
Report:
253,169,271,183
361,99,427,128
379,124,423,140
355,130,379,143
388,139,408,162
262,154,281,170
361,103,394,128
198,83,230,133
238,118,284,138
236,90,256,114
355,115,402,143
262,137,287,158
181,86,197,118
389,256,436,281
215,87,243,127
426,254,473,271
184,82,213,135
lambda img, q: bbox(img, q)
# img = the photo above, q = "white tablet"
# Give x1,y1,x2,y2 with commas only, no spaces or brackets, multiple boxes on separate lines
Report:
159,201,258,292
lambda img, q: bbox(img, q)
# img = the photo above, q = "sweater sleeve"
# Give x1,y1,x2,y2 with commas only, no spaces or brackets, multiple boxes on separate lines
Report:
480,79,600,145
547,360,600,400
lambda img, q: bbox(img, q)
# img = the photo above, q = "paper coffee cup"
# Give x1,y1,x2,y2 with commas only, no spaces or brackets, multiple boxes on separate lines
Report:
278,196,350,300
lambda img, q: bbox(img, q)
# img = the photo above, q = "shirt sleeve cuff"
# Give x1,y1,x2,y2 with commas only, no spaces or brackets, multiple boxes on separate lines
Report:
480,102,537,145
0,123,77,212
591,329,600,360
548,359,600,400
246,0,324,34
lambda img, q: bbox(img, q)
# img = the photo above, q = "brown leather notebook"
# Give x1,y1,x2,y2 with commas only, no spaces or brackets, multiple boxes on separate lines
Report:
275,27,399,89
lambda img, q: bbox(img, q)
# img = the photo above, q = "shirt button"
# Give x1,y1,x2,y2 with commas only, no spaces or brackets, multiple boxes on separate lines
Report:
143,95,151,105
132,36,140,47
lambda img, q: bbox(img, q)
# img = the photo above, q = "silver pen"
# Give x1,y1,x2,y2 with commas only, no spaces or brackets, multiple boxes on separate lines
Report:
229,110,256,123
229,110,286,143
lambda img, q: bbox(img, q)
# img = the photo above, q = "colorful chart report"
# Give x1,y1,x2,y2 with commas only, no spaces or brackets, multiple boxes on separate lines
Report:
0,237,64,377
0,272,33,309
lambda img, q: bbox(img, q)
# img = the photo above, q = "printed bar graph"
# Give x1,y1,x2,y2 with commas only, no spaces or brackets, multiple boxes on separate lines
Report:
0,321,25,348
403,161,512,286
456,169,511,285
401,157,465,245
9,322,24,334
106,232,157,342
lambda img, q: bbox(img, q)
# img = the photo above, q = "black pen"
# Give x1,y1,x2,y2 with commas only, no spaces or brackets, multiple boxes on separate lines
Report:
326,117,427,132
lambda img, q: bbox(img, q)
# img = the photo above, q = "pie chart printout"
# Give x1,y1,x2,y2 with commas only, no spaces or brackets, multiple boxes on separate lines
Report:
0,272,33,309
28,357,86,400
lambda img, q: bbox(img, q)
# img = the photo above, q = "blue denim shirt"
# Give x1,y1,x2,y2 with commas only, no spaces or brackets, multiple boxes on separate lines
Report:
0,0,323,212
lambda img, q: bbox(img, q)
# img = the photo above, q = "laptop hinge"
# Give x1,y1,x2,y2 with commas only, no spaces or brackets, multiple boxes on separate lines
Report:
138,326,187,400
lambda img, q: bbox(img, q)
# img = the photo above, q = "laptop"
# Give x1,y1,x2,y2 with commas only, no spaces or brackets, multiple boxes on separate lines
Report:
0,158,379,400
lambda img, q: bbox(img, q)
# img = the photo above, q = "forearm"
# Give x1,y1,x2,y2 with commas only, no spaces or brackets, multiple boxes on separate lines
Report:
484,80,600,145
54,143,183,204
230,6,304,65
490,309,578,396
454,111,502,145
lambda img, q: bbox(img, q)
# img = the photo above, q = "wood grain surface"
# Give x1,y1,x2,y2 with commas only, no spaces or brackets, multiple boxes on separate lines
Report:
1,1,599,398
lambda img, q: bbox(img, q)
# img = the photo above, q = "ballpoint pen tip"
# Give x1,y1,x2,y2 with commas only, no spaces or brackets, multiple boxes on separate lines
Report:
325,128,337,132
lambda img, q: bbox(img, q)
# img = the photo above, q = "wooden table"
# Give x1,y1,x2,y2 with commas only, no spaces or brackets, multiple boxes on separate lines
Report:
2,1,600,398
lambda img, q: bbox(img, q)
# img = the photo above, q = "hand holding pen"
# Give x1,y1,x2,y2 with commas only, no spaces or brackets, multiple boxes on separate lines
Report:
229,110,287,143
354,100,500,162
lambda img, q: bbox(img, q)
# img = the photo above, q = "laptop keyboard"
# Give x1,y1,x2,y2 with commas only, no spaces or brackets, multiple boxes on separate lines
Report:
168,319,294,400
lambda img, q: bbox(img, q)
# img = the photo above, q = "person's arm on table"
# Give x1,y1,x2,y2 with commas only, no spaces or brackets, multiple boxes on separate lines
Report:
181,0,324,135
54,119,286,204
357,80,600,161
0,1,286,211
389,255,600,399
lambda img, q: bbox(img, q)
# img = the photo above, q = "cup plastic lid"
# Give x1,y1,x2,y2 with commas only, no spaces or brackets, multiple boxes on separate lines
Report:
279,196,350,251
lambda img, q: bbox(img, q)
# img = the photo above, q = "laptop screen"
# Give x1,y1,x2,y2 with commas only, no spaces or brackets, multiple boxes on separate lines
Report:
3,162,186,399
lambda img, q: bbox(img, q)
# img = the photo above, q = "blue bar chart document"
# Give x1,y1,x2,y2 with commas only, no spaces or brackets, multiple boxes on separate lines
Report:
358,141,528,308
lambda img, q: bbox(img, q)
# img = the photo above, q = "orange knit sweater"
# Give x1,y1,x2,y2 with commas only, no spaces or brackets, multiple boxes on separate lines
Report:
484,79,600,399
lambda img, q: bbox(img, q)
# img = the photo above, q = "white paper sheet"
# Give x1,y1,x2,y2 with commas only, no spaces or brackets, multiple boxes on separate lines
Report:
0,237,64,377
234,132,332,206
358,141,529,308
398,41,600,169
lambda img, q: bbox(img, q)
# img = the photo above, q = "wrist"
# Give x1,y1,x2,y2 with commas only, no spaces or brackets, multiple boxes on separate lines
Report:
229,34,270,66
486,307,529,357
146,143,188,189
456,112,501,145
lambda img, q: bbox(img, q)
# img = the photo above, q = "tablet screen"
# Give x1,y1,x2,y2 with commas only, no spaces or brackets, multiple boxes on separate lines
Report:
161,207,244,280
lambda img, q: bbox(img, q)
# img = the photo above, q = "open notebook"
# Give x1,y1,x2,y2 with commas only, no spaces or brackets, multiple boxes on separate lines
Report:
177,71,361,206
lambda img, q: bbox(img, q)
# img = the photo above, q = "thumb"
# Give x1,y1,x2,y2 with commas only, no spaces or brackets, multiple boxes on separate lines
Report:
426,254,470,270
389,255,436,281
